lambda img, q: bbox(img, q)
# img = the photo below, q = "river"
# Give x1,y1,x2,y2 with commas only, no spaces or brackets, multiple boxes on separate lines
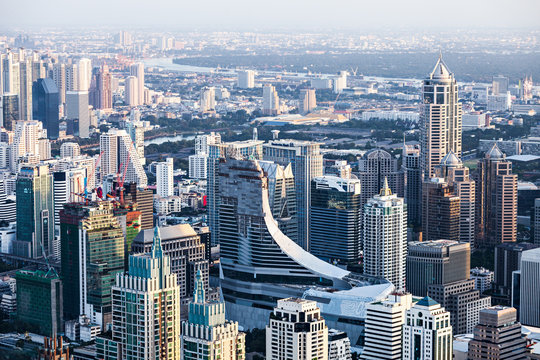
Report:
144,133,196,146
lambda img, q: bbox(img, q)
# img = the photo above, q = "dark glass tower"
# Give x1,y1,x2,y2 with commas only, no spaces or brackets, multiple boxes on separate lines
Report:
32,78,60,139
2,93,19,131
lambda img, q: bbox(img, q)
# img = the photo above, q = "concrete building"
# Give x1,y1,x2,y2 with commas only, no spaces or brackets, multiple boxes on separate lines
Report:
33,78,60,139
96,227,181,360
468,306,527,360
131,224,208,302
65,90,90,138
534,198,540,245
402,296,453,360
470,267,494,293
200,86,216,112
195,132,221,155
310,176,360,263
129,62,144,105
520,248,540,326
237,70,255,88
299,88,317,114
182,271,245,360
475,144,518,246
361,293,413,360
406,240,470,297
264,139,323,250
402,144,422,225
492,76,509,95
328,329,351,360
124,76,138,106
188,153,208,179
420,56,462,179
422,178,461,242
363,179,407,291
156,158,174,198
59,142,80,158
89,65,112,110
266,298,328,360
262,84,280,115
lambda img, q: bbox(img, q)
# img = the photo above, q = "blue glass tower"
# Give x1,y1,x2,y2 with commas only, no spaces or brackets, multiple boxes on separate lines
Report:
32,78,60,139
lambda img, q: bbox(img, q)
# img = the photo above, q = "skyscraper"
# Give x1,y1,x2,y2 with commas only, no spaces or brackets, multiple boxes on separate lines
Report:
60,202,125,327
363,178,407,291
156,158,174,198
77,58,92,91
65,90,90,138
264,139,323,250
18,58,32,120
402,143,422,225
357,149,404,214
299,88,316,114
519,247,540,326
492,75,509,96
406,240,470,297
475,144,517,246
51,63,66,104
100,129,148,187
199,86,216,112
129,62,144,105
207,139,264,246
32,78,60,139
402,296,453,360
266,298,328,360
89,65,112,110
124,75,138,106
14,165,54,259
310,176,360,262
422,178,460,242
534,198,540,245
237,70,255,88
361,293,413,360
96,227,181,360
262,84,280,115
1,93,19,131
420,56,462,179
182,271,245,360
434,151,476,245
468,306,527,359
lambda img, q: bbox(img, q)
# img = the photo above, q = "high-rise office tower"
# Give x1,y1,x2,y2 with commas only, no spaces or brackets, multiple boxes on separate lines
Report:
10,120,43,170
406,240,470,296
51,63,66,104
132,224,208,302
65,63,79,92
361,293,413,360
2,93,19,130
357,149,404,213
89,65,112,110
237,70,255,88
402,297,453,360
468,306,527,359
475,144,517,246
14,165,54,259
199,86,216,112
266,298,328,360
310,176,360,262
125,120,145,164
77,58,92,91
18,58,32,120
96,227,181,360
32,59,46,82
264,139,323,250
262,84,280,115
207,139,264,245
100,129,147,187
299,88,316,114
259,161,298,243
156,158,174,198
189,153,208,179
182,271,245,360
519,247,540,326
363,179,407,291
124,75,138,106
59,201,125,327
32,78,60,139
65,90,90,138
420,56,462,179
422,178,460,242
129,62,144,105
492,75,509,96
402,143,422,225
15,269,63,336
328,330,352,360
195,132,221,155
52,169,85,242
534,198,540,245
435,151,476,245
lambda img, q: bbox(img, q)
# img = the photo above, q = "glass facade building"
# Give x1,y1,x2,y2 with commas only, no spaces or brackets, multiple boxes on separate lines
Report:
32,78,60,139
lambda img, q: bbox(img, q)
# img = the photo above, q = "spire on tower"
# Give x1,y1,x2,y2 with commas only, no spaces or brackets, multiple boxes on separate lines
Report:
379,177,392,197
151,226,163,259
193,269,205,304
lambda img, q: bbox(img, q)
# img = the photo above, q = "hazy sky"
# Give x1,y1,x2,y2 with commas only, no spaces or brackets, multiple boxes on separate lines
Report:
1,0,539,31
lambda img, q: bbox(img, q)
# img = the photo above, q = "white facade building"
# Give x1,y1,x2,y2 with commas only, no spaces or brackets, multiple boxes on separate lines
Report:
487,92,512,111
363,178,407,291
129,63,145,105
361,293,413,360
266,298,328,360
263,84,280,116
237,70,255,88
402,297,453,360
195,132,222,155
200,86,216,112
124,76,138,106
66,90,90,138
156,158,174,198
189,154,208,179
60,142,81,158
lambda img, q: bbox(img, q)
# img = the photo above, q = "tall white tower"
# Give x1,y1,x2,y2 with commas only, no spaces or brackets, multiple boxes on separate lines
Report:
129,63,144,105
363,178,407,291
420,55,462,179
156,158,174,198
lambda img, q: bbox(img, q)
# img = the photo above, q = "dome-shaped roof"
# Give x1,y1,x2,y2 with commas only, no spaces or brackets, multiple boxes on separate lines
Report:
486,143,504,160
440,150,461,167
